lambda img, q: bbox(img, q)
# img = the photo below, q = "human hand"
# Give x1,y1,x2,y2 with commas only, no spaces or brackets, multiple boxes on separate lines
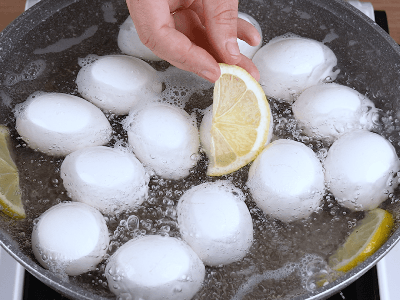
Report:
126,0,261,82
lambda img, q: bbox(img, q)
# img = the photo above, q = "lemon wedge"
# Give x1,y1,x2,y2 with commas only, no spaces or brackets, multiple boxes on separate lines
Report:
0,125,25,219
206,64,272,176
329,208,393,272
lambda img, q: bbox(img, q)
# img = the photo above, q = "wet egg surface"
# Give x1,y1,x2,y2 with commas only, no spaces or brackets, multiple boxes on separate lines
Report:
125,102,200,180
252,34,339,103
76,55,162,115
247,139,326,222
105,235,205,300
324,130,400,211
31,202,110,276
15,92,112,156
292,82,378,142
60,146,149,215
177,180,253,266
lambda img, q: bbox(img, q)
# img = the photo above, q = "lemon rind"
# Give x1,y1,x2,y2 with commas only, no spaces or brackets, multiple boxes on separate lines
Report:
330,208,393,272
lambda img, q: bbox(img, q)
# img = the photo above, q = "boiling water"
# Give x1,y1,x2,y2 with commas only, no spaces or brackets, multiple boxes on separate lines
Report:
2,84,399,299
1,0,400,299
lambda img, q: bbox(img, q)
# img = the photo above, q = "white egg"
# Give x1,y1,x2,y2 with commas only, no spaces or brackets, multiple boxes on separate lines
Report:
177,181,253,266
76,55,162,115
324,130,400,211
247,139,325,222
125,102,200,180
118,16,163,61
105,235,205,300
60,146,149,215
237,12,262,59
199,105,274,155
292,83,378,142
31,202,109,276
252,34,339,103
15,92,112,156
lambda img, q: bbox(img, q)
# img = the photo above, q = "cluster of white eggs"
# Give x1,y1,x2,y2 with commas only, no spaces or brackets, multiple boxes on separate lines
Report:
13,11,400,300
14,12,264,300
249,33,400,220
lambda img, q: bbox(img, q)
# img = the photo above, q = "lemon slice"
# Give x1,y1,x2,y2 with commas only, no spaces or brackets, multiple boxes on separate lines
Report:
206,64,272,176
0,125,25,219
329,208,393,272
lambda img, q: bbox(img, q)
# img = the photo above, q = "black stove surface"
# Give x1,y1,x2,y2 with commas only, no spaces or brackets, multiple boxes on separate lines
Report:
23,266,380,300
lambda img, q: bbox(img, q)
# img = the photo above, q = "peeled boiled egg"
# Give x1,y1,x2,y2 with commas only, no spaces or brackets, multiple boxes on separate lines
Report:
177,181,253,266
238,12,262,59
125,102,200,180
118,16,163,61
105,235,205,300
76,55,162,115
324,130,400,211
247,139,325,222
292,83,378,142
31,202,110,276
15,92,112,156
60,146,149,215
252,34,339,103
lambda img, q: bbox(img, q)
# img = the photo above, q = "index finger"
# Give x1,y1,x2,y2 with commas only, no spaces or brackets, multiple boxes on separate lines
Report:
126,0,221,82
202,0,241,65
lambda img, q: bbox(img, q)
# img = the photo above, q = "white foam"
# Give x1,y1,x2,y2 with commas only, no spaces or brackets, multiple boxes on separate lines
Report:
324,130,400,211
105,235,205,300
125,102,200,180
76,55,162,115
247,139,325,222
158,66,213,109
292,82,378,143
31,202,110,276
252,34,339,102
177,180,253,266
60,146,149,215
15,92,112,156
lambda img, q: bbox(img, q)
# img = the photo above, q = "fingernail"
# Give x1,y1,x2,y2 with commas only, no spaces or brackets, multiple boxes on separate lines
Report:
226,40,241,59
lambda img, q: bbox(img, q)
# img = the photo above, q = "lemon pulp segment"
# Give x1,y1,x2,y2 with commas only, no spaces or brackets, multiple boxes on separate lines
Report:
329,208,393,272
0,126,25,219
208,64,271,176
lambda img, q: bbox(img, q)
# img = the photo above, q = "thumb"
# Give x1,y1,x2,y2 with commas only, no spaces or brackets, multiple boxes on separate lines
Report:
202,0,240,65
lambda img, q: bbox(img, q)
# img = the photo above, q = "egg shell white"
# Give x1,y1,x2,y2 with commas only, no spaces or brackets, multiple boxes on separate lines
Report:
177,180,253,266
31,202,110,276
247,139,325,222
60,146,149,215
199,105,274,156
324,130,400,211
105,235,205,300
15,92,112,156
76,55,162,115
118,16,163,61
126,102,200,180
237,12,262,59
292,83,377,142
252,35,338,103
